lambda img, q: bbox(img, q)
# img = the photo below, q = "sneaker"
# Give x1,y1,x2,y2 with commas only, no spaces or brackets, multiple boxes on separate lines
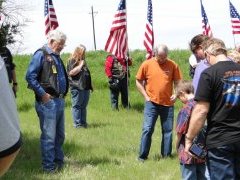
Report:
78,124,88,128
162,154,173,159
54,160,64,171
75,124,87,129
43,168,57,174
137,157,146,163
56,164,64,171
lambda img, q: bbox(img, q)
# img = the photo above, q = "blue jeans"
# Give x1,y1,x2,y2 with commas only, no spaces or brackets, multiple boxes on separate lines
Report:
70,88,90,127
110,76,128,110
35,98,65,171
207,142,240,180
180,163,210,180
139,101,174,159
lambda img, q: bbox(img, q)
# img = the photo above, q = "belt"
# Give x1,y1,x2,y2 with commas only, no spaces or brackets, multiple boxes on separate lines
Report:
59,94,64,98
52,93,64,98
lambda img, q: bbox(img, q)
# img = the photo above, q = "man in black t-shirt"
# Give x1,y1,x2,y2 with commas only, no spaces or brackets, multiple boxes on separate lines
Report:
185,38,240,180
0,47,18,97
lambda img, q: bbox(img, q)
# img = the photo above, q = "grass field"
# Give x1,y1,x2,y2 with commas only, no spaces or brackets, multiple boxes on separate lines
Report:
2,49,191,180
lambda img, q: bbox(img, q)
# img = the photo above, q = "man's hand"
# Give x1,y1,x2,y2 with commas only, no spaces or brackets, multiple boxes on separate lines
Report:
12,83,18,97
108,77,113,83
41,93,52,103
136,79,150,102
184,136,194,156
145,96,150,102
170,94,177,102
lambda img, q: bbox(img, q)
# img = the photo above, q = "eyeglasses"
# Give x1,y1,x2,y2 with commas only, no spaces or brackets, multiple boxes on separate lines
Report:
58,43,66,47
54,40,66,47
156,53,167,59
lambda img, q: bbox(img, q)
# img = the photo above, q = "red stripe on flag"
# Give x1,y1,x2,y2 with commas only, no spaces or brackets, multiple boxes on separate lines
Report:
104,0,128,59
144,0,154,59
44,0,59,36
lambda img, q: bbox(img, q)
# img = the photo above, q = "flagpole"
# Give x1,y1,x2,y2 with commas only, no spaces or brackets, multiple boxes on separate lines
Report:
233,34,236,48
229,0,237,48
125,0,130,109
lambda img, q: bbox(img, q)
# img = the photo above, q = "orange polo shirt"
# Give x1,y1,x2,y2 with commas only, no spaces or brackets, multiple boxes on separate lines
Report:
136,58,182,106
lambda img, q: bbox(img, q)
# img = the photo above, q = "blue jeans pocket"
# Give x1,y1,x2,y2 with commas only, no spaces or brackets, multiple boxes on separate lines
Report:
42,99,54,109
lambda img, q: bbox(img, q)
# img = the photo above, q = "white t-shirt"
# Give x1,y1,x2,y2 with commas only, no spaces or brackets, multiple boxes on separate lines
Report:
0,56,21,153
189,54,199,68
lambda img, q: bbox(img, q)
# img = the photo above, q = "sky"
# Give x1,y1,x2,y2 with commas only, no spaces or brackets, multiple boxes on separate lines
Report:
7,0,240,54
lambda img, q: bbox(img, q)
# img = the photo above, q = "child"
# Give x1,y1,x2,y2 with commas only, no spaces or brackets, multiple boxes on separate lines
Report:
175,80,209,180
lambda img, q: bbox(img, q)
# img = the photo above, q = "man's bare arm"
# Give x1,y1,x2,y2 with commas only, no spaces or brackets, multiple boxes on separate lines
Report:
136,79,150,101
185,101,209,154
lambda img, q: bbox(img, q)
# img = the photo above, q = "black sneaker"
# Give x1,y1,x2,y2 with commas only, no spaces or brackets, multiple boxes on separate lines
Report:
43,168,57,174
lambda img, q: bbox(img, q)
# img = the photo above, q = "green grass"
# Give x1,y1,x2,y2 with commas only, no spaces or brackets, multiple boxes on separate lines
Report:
2,49,191,179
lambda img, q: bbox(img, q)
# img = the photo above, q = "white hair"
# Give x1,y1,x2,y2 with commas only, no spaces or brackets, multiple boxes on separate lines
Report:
48,29,67,42
154,44,168,56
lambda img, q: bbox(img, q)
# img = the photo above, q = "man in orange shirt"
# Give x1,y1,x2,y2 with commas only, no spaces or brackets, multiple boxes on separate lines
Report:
136,44,182,161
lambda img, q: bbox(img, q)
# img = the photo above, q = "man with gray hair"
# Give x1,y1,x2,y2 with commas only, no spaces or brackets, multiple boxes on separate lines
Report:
185,38,240,179
136,44,182,161
26,29,69,173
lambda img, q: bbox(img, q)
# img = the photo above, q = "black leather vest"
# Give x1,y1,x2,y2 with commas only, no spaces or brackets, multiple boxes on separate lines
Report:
35,47,68,101
111,56,125,80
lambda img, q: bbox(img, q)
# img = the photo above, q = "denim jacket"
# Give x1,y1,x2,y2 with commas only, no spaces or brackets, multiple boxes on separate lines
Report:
26,45,68,99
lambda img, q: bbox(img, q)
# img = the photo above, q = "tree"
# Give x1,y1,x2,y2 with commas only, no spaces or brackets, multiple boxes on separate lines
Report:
0,23,21,47
0,0,28,52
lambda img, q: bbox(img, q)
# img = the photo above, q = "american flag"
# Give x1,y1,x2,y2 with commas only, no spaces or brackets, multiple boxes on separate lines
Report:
200,0,213,37
104,0,128,59
229,1,240,34
144,0,154,59
44,0,59,36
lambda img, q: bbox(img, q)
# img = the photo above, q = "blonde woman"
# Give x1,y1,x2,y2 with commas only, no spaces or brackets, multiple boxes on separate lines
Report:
67,44,93,128
228,49,240,64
